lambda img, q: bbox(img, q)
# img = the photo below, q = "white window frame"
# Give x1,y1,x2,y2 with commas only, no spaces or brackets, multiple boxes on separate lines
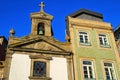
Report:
82,60,96,79
104,62,117,80
79,32,90,45
98,34,110,47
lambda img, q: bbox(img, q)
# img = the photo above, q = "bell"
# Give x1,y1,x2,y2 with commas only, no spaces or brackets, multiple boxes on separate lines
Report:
39,30,44,35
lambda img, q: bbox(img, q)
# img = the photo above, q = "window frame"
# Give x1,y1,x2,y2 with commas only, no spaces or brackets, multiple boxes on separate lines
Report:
29,55,52,80
82,60,96,79
79,32,90,46
103,62,117,80
98,34,110,48
33,61,46,77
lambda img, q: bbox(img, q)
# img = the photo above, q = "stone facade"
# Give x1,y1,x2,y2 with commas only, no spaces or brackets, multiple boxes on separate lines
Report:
0,36,8,61
3,2,73,80
0,61,5,79
0,36,8,80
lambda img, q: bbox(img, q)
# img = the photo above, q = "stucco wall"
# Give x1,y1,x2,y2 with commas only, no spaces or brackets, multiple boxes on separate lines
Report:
70,21,120,79
50,57,68,80
9,54,31,80
9,54,68,80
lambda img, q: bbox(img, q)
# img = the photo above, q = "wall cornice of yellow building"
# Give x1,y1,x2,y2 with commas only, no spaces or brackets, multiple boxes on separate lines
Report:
67,16,112,30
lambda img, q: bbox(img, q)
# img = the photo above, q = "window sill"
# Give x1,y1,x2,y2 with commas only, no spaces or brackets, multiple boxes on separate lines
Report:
100,45,111,48
29,76,51,80
84,78,96,80
80,42,91,46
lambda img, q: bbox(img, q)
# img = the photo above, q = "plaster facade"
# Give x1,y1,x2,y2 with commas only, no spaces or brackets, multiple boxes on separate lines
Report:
66,10,120,80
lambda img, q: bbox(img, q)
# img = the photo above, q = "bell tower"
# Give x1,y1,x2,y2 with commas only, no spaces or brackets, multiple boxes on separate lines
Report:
30,2,53,36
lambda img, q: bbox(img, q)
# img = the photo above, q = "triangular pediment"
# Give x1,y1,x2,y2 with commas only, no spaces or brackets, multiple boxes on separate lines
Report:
9,37,69,52
20,41,63,51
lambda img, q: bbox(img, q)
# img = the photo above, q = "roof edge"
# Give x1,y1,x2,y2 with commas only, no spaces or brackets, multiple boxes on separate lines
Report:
68,9,103,19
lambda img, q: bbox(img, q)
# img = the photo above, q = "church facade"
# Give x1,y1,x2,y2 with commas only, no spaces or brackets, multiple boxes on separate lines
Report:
3,2,73,80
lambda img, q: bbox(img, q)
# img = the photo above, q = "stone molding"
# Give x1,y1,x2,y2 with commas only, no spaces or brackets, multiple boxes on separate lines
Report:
29,54,52,60
67,16,112,30
29,76,51,80
9,47,71,56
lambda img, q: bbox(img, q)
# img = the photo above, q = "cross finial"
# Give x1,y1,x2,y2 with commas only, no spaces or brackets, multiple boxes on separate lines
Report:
39,2,45,12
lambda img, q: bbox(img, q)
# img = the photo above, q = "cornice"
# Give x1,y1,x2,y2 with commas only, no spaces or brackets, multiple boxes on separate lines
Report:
9,47,71,56
30,12,53,20
68,16,112,30
29,55,52,60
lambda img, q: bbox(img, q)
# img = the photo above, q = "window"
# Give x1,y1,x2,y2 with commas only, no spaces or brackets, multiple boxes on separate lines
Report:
33,61,46,77
29,55,52,80
82,61,95,80
38,23,45,35
99,34,109,47
79,32,90,45
104,62,117,80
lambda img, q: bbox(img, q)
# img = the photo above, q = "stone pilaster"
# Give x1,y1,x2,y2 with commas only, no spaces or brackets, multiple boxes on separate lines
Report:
67,57,74,80
3,50,14,80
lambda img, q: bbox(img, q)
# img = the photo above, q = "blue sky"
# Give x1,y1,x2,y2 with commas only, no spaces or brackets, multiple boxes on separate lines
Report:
0,0,120,41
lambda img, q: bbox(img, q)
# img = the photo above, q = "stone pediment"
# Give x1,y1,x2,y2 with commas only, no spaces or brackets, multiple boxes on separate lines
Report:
20,41,62,52
8,36,70,53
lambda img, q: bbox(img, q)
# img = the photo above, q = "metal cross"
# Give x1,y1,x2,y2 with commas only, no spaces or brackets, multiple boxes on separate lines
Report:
39,2,45,12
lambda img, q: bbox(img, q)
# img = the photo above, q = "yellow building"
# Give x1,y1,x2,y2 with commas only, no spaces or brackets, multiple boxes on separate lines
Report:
114,25,120,55
66,9,120,80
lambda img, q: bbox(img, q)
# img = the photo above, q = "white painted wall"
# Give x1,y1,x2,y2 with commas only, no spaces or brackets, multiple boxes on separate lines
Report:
9,54,68,80
9,54,31,80
50,57,68,80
